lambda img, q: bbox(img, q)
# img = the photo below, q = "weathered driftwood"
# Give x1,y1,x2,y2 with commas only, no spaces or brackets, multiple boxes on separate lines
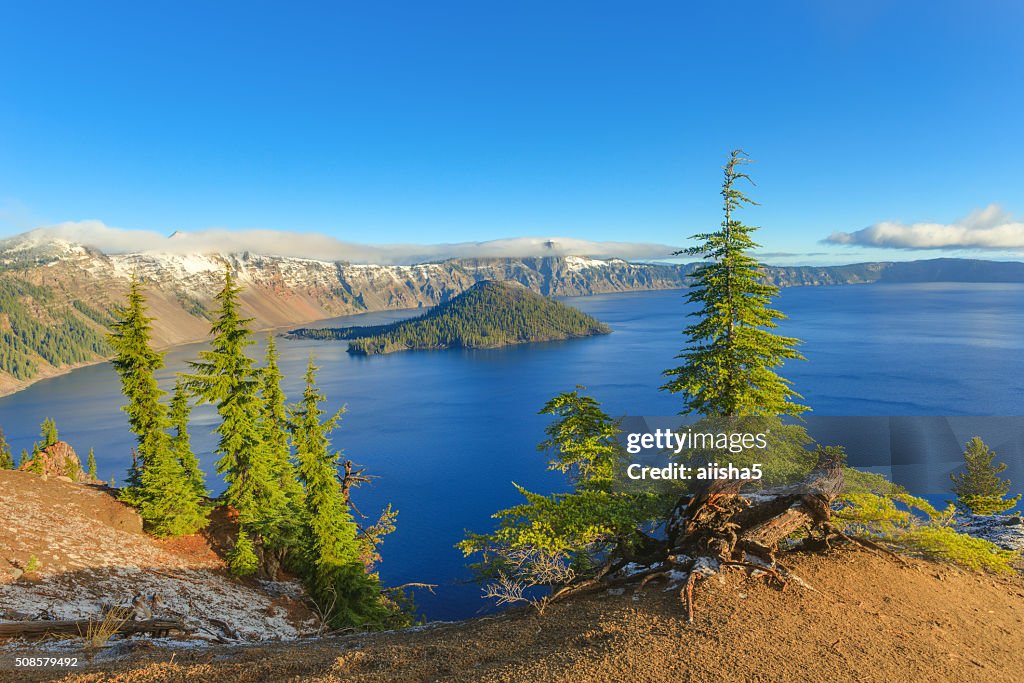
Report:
545,450,852,621
507,448,880,627
0,618,184,639
671,450,845,564
663,450,847,621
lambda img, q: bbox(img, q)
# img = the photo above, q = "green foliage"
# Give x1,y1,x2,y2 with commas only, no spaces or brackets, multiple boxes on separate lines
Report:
185,269,278,529
292,358,397,628
40,418,58,447
18,449,28,468
228,528,260,577
168,378,208,501
834,485,1015,574
673,415,815,489
292,360,358,567
466,485,664,561
841,464,907,497
537,389,622,489
108,277,167,491
109,278,207,536
460,389,668,578
86,448,97,480
63,455,79,481
173,290,211,320
25,555,40,573
294,281,610,355
30,456,44,474
950,437,1020,515
358,504,398,572
136,427,210,537
0,428,13,470
897,526,1017,573
661,150,806,418
257,334,304,546
71,299,116,328
0,276,110,380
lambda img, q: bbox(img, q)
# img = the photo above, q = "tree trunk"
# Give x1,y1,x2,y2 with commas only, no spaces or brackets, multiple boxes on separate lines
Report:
670,450,845,563
0,618,185,639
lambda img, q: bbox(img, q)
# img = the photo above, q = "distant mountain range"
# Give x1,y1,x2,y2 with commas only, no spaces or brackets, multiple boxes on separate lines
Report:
0,231,1022,396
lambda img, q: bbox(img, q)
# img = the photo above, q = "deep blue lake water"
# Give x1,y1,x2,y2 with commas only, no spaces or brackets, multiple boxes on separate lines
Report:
1,283,1022,619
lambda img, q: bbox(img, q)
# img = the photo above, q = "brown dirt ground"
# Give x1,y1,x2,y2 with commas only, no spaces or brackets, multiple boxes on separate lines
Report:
3,548,1022,683
0,470,317,640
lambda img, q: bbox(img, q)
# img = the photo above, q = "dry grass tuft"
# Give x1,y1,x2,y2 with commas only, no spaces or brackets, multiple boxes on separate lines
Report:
81,607,133,650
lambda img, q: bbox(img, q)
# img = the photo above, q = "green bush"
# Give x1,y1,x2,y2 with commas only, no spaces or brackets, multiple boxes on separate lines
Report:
834,488,1015,574
950,437,1020,516
228,530,259,577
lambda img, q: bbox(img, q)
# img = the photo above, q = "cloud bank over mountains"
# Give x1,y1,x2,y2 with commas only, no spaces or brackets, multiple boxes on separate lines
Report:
826,205,1024,250
11,220,679,264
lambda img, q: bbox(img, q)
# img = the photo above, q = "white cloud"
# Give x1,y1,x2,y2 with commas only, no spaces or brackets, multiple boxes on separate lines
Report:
826,205,1024,250
8,220,678,264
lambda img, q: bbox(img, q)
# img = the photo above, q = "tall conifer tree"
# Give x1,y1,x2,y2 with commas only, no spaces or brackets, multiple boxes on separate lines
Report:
186,268,276,530
86,448,97,480
109,276,167,492
951,437,1021,516
40,418,59,447
662,150,807,417
136,428,209,538
0,428,12,469
259,334,303,544
292,358,384,627
293,358,359,570
169,378,208,500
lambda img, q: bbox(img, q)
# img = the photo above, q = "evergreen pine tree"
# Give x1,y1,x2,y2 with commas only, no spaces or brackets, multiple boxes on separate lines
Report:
0,428,13,469
136,429,209,538
951,437,1021,516
40,418,59,447
292,357,385,627
86,448,97,480
259,334,304,545
108,276,167,496
19,449,28,468
228,526,259,576
126,449,140,491
169,378,208,500
186,269,277,541
662,150,807,418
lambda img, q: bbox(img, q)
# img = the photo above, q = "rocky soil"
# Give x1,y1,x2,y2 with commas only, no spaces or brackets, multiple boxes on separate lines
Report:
2,549,1022,682
956,513,1024,553
0,470,317,644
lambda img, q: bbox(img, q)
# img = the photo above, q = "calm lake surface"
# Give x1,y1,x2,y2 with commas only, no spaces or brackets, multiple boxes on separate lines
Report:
1,283,1023,619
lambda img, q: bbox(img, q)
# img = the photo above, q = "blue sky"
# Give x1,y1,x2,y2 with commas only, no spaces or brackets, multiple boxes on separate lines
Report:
1,1,1022,263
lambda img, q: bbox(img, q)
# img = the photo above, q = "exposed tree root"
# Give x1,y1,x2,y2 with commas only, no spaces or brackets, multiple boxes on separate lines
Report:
682,571,701,624
824,526,910,566
538,450,917,624
720,560,789,590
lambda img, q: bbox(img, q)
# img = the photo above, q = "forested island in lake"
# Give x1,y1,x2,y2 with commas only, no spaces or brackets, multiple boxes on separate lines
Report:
289,280,611,355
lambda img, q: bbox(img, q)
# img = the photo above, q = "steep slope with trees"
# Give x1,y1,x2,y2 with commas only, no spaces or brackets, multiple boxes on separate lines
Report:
292,280,611,355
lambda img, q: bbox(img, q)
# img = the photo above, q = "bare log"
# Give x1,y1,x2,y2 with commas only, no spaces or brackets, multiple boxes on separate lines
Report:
0,618,185,639
671,452,845,562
